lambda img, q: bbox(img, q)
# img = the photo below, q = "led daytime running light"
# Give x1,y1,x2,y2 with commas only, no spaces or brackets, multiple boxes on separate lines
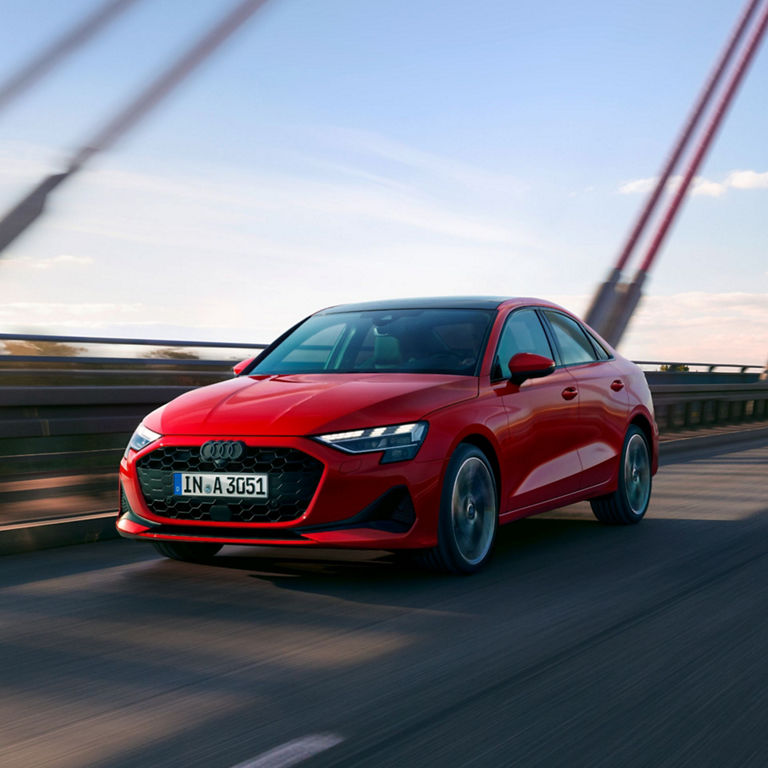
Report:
315,422,428,462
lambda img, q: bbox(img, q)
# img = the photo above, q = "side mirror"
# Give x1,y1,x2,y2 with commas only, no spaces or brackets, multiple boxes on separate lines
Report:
232,357,255,376
508,352,555,385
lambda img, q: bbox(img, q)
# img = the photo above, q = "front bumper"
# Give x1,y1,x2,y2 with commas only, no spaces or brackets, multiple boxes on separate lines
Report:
118,434,444,550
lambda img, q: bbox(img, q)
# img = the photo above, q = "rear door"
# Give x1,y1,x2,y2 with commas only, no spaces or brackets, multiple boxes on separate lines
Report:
539,310,629,491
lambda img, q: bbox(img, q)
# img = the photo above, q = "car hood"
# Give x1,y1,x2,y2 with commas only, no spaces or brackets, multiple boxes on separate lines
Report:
147,373,478,436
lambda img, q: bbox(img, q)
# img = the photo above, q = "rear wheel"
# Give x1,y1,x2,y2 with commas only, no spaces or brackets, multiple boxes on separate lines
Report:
417,443,498,574
152,541,222,562
590,425,651,525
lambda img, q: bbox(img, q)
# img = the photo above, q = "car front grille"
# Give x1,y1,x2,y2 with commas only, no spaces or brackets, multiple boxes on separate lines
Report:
135,446,324,523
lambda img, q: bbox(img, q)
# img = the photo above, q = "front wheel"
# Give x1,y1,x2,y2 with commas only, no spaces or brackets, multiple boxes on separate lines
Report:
590,425,652,525
418,444,498,574
153,541,222,562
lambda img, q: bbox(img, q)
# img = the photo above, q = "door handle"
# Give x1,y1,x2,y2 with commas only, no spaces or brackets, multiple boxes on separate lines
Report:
610,379,624,392
561,386,578,401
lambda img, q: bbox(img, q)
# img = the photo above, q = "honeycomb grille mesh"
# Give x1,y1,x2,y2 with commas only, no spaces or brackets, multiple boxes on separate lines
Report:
136,446,323,523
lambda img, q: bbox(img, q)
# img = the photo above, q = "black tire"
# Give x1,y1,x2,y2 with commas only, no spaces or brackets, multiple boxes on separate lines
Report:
152,541,222,562
416,443,498,574
590,425,652,525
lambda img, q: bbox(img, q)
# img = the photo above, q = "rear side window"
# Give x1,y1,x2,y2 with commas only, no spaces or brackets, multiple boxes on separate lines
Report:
585,329,611,360
543,311,598,366
493,309,554,379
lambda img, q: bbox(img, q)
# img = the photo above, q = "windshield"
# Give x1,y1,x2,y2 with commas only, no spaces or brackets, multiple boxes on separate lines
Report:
249,308,495,376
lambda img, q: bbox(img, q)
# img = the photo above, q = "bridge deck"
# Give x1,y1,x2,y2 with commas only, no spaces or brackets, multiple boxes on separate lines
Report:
0,440,765,767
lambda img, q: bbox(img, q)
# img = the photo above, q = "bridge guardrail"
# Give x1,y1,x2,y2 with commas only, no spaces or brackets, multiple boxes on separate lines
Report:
1,333,766,530
651,382,768,430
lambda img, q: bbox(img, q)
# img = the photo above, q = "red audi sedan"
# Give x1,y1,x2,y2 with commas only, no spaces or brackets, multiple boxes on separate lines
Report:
118,297,658,573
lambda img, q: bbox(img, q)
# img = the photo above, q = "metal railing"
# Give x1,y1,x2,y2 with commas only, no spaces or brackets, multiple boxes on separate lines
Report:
651,382,768,430
633,360,765,374
0,332,265,385
1,332,766,529
0,333,266,528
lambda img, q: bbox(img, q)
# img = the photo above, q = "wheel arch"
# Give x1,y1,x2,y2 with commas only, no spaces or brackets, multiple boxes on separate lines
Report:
629,412,655,466
457,432,502,508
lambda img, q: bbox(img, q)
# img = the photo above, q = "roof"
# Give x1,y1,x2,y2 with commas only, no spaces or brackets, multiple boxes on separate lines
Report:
321,296,512,313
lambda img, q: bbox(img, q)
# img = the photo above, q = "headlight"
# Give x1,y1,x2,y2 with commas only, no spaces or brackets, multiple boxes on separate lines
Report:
123,423,162,458
315,422,428,464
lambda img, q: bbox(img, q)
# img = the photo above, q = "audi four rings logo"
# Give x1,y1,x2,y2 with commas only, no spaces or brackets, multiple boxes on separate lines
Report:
200,440,245,462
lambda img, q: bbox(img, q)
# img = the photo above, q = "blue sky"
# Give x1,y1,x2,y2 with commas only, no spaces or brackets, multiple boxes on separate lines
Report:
0,0,766,362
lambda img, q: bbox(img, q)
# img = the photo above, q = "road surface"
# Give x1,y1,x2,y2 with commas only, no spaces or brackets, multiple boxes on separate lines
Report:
0,441,766,767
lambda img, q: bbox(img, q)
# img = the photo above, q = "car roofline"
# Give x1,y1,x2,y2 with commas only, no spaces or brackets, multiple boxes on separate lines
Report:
319,296,547,314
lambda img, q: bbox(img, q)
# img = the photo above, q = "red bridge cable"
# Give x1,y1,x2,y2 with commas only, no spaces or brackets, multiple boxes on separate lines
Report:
612,0,763,273
70,0,271,170
636,0,768,276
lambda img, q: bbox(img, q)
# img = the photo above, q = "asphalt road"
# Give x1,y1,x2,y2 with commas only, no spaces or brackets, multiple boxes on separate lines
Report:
1,442,766,768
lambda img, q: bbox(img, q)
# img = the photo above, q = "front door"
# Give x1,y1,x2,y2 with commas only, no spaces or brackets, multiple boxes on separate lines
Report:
492,308,584,514
540,310,630,491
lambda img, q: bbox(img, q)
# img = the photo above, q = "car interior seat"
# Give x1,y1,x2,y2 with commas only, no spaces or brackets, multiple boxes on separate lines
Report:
373,333,402,369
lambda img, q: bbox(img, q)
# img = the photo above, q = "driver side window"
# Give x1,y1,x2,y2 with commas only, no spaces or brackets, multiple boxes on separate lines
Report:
493,309,553,380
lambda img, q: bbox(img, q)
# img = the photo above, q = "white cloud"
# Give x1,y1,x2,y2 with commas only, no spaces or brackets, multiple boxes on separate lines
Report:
618,177,656,195
0,301,248,339
0,135,762,355
543,291,767,366
689,177,726,198
0,130,552,346
2,292,764,368
320,127,527,197
0,140,547,342
620,291,768,365
725,170,768,189
3,253,94,270
35,149,539,252
619,170,766,198
0,301,145,328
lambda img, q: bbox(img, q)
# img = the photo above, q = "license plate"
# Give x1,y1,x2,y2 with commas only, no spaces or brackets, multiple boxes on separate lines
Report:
173,472,268,499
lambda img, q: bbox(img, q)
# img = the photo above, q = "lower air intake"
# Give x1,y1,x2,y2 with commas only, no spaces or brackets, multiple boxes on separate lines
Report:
136,446,323,523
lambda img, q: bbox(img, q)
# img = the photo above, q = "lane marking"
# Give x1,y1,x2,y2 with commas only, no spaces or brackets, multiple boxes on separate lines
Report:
229,734,344,768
